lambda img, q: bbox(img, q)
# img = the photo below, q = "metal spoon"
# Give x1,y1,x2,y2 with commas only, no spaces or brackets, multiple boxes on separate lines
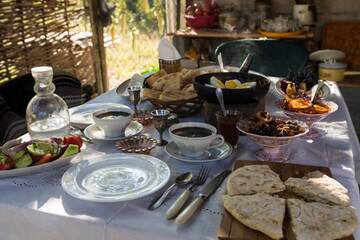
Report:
216,88,227,117
70,125,93,144
148,172,193,210
217,53,228,72
238,53,253,74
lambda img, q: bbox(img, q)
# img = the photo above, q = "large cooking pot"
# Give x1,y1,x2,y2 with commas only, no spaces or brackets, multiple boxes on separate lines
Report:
193,72,271,105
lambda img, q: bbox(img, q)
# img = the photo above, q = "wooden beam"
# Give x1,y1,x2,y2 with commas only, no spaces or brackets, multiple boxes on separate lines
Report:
88,0,108,94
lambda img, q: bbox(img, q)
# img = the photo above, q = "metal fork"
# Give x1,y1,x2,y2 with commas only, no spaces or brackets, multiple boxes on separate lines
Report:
165,167,209,219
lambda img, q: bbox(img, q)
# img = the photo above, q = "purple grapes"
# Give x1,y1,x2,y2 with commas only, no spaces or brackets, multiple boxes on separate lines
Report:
286,66,318,90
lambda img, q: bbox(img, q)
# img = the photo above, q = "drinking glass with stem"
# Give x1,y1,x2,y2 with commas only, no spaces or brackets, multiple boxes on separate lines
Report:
127,86,141,113
151,109,170,146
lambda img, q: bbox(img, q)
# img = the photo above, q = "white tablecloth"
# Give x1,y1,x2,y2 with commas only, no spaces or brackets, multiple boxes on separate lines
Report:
1,79,360,240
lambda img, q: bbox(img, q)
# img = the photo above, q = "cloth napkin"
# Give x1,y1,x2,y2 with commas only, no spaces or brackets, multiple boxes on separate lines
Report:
128,73,145,87
157,37,181,61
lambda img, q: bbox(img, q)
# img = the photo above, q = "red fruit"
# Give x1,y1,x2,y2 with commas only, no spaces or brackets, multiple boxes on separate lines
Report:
34,154,53,165
63,135,83,149
204,1,211,12
0,154,14,170
194,7,203,16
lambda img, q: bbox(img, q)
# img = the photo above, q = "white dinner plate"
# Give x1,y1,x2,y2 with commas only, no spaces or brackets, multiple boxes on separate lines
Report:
61,153,171,202
84,121,143,141
164,141,233,163
70,103,131,128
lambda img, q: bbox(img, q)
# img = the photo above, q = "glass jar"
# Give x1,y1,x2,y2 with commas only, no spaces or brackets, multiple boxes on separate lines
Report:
26,66,70,139
215,110,241,146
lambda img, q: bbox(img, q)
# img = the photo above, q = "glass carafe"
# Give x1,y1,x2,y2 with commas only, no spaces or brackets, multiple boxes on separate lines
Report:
26,66,70,139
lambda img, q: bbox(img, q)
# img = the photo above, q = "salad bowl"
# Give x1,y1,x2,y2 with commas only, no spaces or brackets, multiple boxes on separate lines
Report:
0,136,84,178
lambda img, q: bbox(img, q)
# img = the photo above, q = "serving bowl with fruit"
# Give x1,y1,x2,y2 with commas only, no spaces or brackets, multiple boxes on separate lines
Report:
277,97,338,139
237,112,308,162
0,135,83,178
275,67,331,99
185,0,219,29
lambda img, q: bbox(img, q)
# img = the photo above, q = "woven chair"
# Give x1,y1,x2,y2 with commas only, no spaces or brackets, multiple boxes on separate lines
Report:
215,39,309,77
0,70,83,144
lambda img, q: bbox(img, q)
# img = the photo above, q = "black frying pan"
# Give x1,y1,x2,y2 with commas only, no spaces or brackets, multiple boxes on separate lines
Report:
192,72,271,105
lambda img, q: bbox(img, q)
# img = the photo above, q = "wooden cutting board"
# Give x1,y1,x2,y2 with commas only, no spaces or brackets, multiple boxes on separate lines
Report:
217,160,354,240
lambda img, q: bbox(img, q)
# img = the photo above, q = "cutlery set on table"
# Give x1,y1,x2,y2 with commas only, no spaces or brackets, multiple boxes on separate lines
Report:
148,167,231,225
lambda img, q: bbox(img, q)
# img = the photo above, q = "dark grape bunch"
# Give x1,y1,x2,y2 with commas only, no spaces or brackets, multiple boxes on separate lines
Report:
287,66,318,90
280,66,318,98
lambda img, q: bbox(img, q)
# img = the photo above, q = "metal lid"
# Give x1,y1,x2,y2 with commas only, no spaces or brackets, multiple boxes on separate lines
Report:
309,49,345,62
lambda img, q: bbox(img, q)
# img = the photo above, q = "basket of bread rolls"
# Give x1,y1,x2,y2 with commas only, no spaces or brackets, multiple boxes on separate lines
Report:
143,68,204,117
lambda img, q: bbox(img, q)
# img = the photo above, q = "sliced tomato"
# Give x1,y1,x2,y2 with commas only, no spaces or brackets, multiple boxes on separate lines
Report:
0,154,15,170
33,154,53,165
63,135,83,149
0,161,15,170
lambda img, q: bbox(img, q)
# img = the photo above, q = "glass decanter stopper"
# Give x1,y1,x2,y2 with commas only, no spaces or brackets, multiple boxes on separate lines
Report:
26,66,70,139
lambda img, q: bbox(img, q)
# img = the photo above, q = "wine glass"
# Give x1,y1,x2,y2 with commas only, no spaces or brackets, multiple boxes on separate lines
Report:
128,86,141,113
151,109,170,146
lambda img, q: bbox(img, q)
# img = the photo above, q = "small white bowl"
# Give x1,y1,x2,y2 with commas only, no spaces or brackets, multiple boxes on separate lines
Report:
92,107,134,138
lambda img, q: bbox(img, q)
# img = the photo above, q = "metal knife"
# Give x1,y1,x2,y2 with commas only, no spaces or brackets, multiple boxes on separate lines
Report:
174,170,231,225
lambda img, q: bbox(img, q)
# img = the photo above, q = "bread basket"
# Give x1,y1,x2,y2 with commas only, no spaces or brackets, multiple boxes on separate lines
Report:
143,72,203,117
146,97,203,117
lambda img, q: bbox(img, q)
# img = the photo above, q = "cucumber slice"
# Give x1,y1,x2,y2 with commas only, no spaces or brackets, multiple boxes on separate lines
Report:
14,150,25,160
27,142,53,156
60,144,79,158
0,154,8,164
51,144,62,158
15,154,33,168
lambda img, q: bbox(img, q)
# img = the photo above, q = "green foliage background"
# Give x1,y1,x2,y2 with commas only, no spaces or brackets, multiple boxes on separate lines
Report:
109,0,166,36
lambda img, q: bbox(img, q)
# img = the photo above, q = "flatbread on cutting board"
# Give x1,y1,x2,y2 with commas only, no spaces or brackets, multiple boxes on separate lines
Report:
222,193,285,240
285,170,350,206
226,165,285,195
287,198,357,240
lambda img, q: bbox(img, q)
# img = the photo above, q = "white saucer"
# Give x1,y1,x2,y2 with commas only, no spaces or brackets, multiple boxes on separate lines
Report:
84,121,143,141
164,141,233,163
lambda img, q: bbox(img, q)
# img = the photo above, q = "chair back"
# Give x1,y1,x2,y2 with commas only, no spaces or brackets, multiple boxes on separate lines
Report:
0,70,83,117
215,39,308,77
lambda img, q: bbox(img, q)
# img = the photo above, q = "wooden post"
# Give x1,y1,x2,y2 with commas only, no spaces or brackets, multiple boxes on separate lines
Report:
88,0,108,94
